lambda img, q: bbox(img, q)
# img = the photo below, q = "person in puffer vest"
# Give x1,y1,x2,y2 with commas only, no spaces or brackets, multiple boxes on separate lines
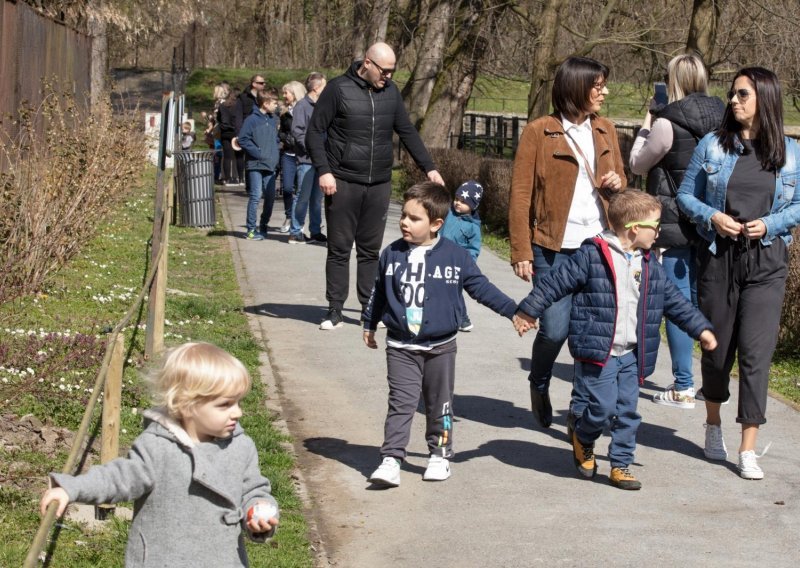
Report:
629,53,725,410
306,41,444,332
516,190,716,491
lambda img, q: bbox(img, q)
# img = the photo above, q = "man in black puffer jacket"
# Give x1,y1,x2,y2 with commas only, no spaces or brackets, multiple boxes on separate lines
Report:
307,42,444,330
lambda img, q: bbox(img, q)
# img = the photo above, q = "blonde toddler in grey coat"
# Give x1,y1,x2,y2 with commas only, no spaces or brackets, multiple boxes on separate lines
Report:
40,342,279,567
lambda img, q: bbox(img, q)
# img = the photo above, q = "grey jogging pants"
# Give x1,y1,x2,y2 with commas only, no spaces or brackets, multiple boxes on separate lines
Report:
380,340,457,460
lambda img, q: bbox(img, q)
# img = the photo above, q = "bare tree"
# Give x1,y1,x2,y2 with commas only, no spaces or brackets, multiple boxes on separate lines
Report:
525,0,566,120
352,0,394,60
402,0,457,126
418,4,492,147
686,0,722,62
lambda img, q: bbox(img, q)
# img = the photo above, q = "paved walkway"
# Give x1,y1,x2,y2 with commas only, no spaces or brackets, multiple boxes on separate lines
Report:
219,185,799,567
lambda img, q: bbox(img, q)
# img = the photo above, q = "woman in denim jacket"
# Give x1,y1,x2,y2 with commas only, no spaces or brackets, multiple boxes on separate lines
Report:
677,67,800,480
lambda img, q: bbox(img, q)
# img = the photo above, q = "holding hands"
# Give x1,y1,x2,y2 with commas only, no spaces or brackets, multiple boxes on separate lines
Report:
513,311,538,337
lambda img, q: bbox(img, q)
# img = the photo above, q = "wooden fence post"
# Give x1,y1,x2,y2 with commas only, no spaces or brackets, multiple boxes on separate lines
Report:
145,175,172,358
95,333,124,520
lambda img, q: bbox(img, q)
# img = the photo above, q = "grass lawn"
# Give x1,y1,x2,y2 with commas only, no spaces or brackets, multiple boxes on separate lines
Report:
0,169,312,567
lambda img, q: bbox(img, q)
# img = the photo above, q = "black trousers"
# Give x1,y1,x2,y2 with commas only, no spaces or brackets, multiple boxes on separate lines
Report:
324,178,391,311
220,137,244,182
697,237,787,425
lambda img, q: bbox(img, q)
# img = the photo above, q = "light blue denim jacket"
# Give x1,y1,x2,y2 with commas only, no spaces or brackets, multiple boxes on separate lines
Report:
677,132,800,254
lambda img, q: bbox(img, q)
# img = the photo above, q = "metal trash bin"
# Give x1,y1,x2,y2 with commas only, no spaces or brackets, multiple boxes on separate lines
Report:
174,150,216,227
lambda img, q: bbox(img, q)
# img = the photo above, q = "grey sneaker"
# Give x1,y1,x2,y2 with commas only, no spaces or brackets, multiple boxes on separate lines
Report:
703,423,727,461
245,230,265,241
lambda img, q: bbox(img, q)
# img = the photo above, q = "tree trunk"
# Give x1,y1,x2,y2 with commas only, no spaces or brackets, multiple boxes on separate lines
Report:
87,0,107,109
352,0,394,61
419,4,495,148
527,0,565,120
402,0,455,127
686,0,722,63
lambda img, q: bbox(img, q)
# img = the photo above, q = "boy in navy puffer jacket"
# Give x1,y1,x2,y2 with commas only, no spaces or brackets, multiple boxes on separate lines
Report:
440,180,483,331
363,181,528,487
516,190,717,490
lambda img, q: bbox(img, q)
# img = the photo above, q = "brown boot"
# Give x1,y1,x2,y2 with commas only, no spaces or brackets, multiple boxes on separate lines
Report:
609,467,642,490
571,431,597,478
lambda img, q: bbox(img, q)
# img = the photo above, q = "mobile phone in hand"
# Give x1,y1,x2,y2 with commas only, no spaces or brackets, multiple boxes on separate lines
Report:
654,82,668,106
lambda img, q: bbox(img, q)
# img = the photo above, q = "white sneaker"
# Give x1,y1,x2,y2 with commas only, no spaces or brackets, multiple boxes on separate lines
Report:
695,388,730,404
368,457,401,487
653,384,696,409
279,217,291,234
423,455,451,481
704,423,728,460
737,450,764,480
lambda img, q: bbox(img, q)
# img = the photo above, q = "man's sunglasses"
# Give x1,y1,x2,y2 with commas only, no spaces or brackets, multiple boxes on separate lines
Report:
369,59,395,78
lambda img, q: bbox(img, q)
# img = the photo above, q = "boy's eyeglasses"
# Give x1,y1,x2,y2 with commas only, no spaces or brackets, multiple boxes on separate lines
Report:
727,88,752,102
624,220,661,231
369,59,396,78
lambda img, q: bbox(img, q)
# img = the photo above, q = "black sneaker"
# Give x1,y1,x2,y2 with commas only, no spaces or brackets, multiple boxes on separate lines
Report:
288,234,307,245
459,314,473,332
319,307,343,330
309,233,328,243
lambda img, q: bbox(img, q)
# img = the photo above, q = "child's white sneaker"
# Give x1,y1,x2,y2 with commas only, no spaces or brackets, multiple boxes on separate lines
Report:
423,455,451,481
368,457,401,487
703,423,727,460
652,384,695,409
737,450,764,480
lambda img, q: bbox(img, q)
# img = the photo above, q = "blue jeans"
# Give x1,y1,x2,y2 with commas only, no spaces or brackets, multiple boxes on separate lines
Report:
280,153,297,218
529,245,577,391
661,246,697,392
574,351,640,468
246,169,276,233
291,163,322,237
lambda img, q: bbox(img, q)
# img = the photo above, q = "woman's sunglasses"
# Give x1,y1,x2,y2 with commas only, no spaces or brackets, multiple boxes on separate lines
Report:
727,88,752,102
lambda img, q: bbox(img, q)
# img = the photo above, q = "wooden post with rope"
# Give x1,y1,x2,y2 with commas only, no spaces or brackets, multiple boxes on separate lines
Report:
95,333,124,520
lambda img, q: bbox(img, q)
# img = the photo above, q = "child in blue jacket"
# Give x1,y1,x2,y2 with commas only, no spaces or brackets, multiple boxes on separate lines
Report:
237,89,280,240
362,181,527,487
440,180,483,331
516,190,717,490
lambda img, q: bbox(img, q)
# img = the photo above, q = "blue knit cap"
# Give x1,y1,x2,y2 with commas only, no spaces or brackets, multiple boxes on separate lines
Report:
456,180,483,212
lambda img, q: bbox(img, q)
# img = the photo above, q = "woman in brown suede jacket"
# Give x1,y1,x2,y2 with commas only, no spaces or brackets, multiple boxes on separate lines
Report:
508,56,625,430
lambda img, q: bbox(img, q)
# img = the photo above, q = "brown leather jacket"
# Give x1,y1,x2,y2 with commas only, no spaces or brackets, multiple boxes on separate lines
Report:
508,114,625,265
